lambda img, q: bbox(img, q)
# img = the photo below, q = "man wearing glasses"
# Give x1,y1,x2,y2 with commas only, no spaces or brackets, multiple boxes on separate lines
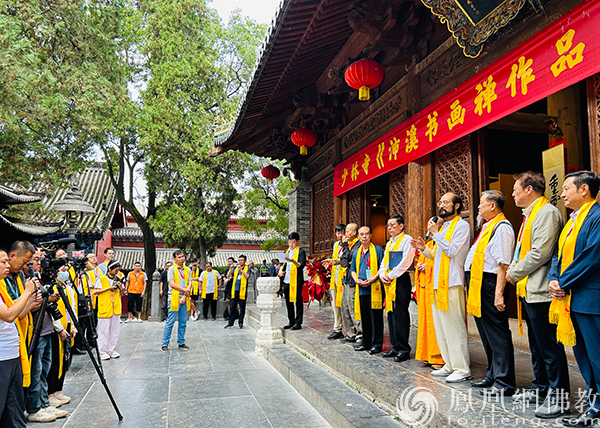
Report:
411,193,471,383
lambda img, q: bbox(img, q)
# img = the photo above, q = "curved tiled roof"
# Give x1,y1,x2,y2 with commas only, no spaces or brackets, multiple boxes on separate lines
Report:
112,227,284,246
0,214,61,236
36,162,118,235
0,185,45,208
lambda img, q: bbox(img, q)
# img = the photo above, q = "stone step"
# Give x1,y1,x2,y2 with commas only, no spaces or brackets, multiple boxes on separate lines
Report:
247,303,583,428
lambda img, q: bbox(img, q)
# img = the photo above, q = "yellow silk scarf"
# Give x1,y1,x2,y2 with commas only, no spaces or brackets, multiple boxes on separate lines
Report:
435,216,461,311
191,267,200,295
331,242,342,291
201,270,219,300
171,265,191,311
466,213,506,317
515,196,549,336
549,200,597,346
0,283,31,387
383,233,404,313
232,265,249,300
354,243,382,321
286,247,300,303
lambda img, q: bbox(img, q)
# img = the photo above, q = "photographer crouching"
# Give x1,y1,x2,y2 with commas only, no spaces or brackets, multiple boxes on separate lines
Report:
93,260,123,360
0,247,38,427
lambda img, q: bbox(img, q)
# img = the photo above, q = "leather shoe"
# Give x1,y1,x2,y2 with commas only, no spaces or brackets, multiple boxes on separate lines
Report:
291,324,302,330
328,331,344,340
283,324,293,329
513,388,546,403
368,348,382,355
535,395,570,419
340,336,356,343
471,379,494,388
382,351,398,358
224,324,234,329
394,353,410,363
354,345,367,351
562,409,600,427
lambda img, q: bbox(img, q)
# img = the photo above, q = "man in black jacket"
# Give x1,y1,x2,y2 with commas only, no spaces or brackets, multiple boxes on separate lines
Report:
159,261,172,322
278,232,307,330
339,223,362,343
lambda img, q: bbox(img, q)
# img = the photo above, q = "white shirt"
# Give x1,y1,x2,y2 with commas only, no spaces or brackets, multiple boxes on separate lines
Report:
378,233,415,279
0,300,20,361
201,270,222,294
430,217,471,289
465,219,515,274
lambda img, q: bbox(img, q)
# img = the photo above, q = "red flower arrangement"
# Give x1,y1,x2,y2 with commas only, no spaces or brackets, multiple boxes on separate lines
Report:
305,256,330,303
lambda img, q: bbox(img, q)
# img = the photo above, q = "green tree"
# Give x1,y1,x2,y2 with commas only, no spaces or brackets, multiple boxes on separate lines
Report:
139,0,266,264
238,160,297,250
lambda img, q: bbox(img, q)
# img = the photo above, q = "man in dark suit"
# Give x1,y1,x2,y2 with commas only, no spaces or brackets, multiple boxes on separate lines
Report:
159,262,173,322
278,232,307,330
548,170,600,428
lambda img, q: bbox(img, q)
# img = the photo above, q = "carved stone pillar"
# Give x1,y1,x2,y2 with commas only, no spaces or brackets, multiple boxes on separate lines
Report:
149,271,161,321
255,277,284,356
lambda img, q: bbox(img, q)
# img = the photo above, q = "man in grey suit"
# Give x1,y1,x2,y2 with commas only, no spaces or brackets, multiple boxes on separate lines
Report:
506,171,569,418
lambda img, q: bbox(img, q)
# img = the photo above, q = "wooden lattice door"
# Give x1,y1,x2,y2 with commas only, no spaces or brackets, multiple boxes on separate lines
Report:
312,174,334,254
435,136,476,225
389,166,407,219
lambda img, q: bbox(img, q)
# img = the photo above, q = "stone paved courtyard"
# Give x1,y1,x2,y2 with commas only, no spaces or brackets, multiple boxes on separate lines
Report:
41,319,331,428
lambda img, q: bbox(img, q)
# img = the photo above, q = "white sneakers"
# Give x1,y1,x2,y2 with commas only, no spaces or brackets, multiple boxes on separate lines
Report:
136,318,143,323
101,351,120,360
445,372,472,383
125,317,143,323
48,395,63,408
124,318,132,323
49,391,71,407
431,367,453,377
109,351,120,359
27,406,68,422
100,353,110,360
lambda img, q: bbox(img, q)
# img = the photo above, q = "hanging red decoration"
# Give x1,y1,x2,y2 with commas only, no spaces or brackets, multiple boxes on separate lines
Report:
261,165,280,182
344,59,384,101
291,128,317,155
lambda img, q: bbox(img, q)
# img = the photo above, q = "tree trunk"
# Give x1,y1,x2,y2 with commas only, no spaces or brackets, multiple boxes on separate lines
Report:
198,235,207,267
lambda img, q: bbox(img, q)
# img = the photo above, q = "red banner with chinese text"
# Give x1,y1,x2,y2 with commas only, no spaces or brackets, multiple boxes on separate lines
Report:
333,0,600,197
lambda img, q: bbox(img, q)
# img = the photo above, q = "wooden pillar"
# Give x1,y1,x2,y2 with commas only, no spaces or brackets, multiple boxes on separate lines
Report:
587,74,600,174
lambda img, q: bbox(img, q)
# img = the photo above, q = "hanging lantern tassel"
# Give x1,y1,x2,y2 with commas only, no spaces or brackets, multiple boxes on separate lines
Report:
344,59,384,102
291,128,317,156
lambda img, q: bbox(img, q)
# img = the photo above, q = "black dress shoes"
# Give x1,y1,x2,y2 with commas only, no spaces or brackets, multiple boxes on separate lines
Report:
283,323,293,329
394,353,410,362
354,345,367,351
328,331,344,340
382,351,398,358
471,379,494,388
562,409,600,427
480,387,514,397
340,336,356,343
368,348,382,355
291,324,302,330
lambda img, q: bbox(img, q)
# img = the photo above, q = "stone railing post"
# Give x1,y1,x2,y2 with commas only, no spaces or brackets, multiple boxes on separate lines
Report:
255,276,284,356
149,271,161,321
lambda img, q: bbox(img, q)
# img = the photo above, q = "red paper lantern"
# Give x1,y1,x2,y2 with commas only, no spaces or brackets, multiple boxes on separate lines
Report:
344,59,384,101
261,165,280,182
291,128,317,155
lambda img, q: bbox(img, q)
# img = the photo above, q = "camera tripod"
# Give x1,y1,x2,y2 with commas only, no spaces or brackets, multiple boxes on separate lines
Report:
28,278,123,420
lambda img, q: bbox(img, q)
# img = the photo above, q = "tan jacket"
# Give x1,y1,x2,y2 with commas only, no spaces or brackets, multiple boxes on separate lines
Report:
509,202,564,303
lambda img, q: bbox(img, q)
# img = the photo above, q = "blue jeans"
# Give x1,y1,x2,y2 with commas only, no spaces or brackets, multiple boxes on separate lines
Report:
26,334,52,414
162,301,188,347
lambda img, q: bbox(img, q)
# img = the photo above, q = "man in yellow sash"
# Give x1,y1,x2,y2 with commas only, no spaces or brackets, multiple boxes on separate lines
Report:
351,226,385,354
200,262,222,320
548,171,600,428
226,255,252,328
162,250,191,350
278,233,307,330
379,214,415,362
189,258,201,321
464,190,516,396
339,223,362,343
506,171,569,417
0,247,37,427
412,193,471,383
326,224,346,340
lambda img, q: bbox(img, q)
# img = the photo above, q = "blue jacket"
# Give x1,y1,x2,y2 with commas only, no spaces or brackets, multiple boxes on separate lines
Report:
549,202,600,315
350,244,384,296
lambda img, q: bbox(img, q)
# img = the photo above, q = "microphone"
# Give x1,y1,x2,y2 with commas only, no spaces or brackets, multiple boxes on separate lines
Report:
424,216,439,240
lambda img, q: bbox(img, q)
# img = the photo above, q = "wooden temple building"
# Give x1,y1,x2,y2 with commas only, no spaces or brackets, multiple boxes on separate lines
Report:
215,0,600,318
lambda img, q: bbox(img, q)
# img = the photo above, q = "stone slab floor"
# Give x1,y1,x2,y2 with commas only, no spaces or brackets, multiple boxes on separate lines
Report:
39,319,331,428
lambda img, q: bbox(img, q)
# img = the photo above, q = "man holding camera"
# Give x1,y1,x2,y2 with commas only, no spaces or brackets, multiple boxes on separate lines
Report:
0,247,37,427
94,260,124,360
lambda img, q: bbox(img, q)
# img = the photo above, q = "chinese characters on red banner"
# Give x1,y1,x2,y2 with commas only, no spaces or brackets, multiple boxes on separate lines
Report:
333,1,598,197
